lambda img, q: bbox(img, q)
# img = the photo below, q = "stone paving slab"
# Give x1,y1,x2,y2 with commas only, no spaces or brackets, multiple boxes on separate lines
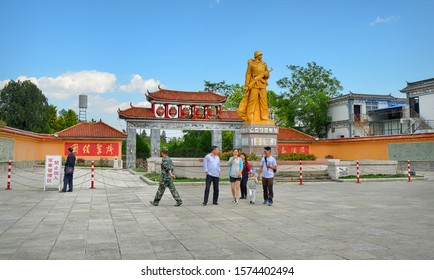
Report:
0,168,434,260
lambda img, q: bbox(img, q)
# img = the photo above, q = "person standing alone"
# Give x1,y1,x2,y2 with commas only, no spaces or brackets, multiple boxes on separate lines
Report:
150,147,183,207
203,145,220,205
61,147,76,192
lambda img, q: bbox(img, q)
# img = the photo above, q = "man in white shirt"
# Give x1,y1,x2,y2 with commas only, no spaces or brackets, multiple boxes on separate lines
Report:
257,146,277,206
203,145,220,205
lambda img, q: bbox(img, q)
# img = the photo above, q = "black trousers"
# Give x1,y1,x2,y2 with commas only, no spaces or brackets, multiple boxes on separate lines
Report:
240,176,248,198
204,175,219,204
63,174,73,192
262,177,274,202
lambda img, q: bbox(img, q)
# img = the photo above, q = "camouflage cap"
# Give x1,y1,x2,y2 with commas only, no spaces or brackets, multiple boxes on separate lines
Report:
161,147,169,153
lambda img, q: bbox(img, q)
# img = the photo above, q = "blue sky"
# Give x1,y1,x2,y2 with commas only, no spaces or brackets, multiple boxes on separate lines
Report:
1,0,433,135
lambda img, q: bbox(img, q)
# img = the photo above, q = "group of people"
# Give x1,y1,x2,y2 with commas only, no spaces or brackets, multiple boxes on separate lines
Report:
62,144,277,208
150,145,277,207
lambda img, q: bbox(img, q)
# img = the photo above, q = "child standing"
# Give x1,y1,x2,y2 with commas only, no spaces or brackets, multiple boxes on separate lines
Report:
247,170,258,204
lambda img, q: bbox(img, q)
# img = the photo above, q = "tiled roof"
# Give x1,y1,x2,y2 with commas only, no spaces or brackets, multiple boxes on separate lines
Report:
220,110,243,121
57,121,127,139
118,107,155,119
278,127,316,142
331,92,405,103
147,88,227,104
0,126,54,140
118,106,242,121
400,77,434,93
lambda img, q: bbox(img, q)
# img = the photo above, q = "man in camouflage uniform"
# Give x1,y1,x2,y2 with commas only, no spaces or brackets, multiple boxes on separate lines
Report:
150,147,183,207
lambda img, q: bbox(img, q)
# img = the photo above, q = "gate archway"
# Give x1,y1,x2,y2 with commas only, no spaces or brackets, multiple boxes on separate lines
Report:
118,87,243,168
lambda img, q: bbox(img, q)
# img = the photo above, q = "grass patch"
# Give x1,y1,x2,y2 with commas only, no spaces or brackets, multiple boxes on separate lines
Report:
132,167,146,173
143,172,229,182
340,173,423,179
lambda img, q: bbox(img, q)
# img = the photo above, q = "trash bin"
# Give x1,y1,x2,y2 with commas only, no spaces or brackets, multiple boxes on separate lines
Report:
113,156,119,168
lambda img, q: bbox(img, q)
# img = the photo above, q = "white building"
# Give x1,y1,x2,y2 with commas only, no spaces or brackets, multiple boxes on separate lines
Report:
400,78,434,133
327,92,406,138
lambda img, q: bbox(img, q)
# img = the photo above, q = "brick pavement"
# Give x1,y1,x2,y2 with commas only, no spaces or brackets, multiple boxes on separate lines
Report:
0,168,434,260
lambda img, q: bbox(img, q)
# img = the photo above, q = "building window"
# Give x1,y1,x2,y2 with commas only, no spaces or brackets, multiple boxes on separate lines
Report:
366,101,378,112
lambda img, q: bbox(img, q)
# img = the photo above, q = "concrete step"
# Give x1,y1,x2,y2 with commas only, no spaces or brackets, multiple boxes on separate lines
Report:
274,170,332,181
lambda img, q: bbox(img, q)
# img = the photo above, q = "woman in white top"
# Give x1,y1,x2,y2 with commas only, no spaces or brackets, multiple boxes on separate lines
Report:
228,148,243,204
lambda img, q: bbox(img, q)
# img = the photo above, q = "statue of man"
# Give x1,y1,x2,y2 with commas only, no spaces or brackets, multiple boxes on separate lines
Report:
236,51,273,124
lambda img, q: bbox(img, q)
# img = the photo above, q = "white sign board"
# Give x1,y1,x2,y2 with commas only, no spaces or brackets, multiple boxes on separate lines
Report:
44,155,62,191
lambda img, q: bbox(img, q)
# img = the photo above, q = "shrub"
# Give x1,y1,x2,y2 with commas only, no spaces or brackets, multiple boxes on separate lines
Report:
76,158,86,165
99,157,109,167
325,154,334,159
218,151,233,161
277,153,316,161
246,153,258,161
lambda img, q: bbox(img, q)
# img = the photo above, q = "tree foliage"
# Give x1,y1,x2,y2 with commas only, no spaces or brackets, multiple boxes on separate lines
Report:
47,105,78,133
275,62,343,137
0,80,51,133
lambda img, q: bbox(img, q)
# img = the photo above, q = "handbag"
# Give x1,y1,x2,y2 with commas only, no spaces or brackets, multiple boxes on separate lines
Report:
65,166,74,175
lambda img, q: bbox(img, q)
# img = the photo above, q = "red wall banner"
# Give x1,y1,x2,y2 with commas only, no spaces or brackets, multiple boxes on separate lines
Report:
278,145,310,154
65,142,119,157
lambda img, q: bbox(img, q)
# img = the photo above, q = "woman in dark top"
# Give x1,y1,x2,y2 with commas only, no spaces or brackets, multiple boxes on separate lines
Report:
240,153,251,199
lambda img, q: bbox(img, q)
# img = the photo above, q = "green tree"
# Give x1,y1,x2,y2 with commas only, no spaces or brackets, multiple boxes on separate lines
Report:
0,80,51,133
136,134,150,158
204,80,233,96
276,62,342,137
161,130,167,144
222,131,233,150
63,109,78,128
47,105,59,133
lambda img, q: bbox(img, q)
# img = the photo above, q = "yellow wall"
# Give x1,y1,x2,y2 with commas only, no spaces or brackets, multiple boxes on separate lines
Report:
1,131,123,162
310,135,434,160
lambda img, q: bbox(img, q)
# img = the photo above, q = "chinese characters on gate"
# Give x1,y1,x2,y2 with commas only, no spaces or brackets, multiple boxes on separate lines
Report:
64,143,119,157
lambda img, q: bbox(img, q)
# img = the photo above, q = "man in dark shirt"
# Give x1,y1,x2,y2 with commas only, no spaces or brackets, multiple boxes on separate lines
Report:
61,147,76,192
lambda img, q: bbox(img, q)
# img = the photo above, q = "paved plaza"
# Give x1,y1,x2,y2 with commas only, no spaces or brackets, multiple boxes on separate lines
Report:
0,167,434,260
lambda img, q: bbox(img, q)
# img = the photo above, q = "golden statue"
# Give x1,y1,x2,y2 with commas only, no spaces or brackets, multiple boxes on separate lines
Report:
236,51,274,124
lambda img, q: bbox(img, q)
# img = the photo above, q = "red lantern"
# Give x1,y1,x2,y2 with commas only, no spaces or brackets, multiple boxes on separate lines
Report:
196,107,204,118
156,106,165,117
169,106,177,117
182,107,190,117
207,106,216,117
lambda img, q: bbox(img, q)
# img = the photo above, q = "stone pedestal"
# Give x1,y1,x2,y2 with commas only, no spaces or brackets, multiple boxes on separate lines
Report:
240,123,278,157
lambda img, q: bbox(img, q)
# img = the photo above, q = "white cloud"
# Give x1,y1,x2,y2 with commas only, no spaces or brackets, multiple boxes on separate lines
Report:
0,70,117,100
99,100,152,115
0,79,10,89
370,16,399,26
119,74,162,94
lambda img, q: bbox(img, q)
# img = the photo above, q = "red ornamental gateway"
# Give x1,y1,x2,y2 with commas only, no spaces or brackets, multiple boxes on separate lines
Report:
118,86,244,168
144,86,227,120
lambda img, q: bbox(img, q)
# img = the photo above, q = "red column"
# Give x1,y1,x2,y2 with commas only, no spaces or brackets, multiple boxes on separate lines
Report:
6,160,12,190
178,104,182,118
204,105,210,120
192,105,197,119
356,160,360,183
164,103,169,118
91,160,95,189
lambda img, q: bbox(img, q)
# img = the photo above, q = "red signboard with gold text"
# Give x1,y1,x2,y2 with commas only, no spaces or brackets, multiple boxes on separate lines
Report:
278,145,310,154
65,143,119,157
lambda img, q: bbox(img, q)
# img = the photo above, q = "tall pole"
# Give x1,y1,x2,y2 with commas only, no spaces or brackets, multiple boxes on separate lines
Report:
356,160,360,184
6,160,12,190
91,160,95,189
299,160,303,185
407,160,411,182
